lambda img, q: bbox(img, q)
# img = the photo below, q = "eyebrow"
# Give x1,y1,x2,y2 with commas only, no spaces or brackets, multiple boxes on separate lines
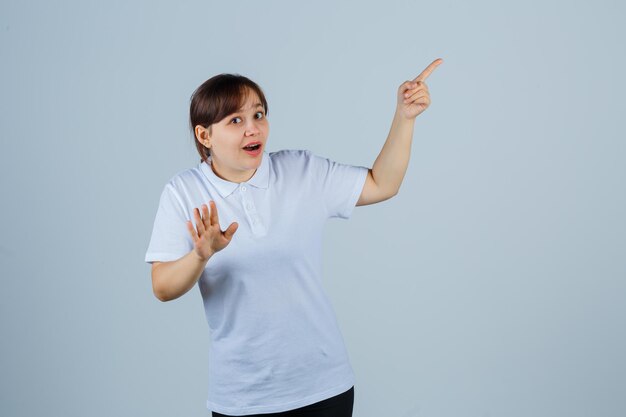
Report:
236,103,264,112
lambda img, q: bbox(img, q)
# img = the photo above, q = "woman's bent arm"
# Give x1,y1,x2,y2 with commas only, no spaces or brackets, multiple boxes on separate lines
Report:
151,250,212,302
369,59,442,196
369,111,415,197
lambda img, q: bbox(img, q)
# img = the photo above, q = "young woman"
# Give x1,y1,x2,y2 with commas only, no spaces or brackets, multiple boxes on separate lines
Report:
145,59,442,417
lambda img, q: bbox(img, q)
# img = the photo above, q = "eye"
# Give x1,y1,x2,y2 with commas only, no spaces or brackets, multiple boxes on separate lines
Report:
255,111,265,119
230,116,242,124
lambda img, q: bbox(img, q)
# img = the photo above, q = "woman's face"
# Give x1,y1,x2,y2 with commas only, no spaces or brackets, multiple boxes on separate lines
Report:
197,88,270,183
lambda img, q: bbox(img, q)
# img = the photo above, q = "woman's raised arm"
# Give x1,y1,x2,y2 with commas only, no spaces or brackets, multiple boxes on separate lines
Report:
356,58,443,206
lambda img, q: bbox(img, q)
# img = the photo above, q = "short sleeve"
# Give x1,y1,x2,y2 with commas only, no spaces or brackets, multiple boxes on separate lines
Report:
144,183,193,263
308,151,369,220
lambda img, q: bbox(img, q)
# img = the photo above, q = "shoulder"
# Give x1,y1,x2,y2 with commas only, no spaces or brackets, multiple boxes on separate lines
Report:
159,165,205,200
268,148,336,166
267,148,347,178
268,148,312,162
267,148,317,170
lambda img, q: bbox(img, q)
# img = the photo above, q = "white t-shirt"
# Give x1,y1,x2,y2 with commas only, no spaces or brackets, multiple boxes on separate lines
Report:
144,149,369,415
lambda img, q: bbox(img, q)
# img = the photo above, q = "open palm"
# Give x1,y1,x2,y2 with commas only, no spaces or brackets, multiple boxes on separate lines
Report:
186,200,238,261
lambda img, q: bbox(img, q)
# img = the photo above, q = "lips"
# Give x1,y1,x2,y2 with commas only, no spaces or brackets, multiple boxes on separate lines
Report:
242,141,262,149
243,145,262,156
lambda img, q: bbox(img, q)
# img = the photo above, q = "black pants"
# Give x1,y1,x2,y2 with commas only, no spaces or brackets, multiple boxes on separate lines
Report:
212,386,354,417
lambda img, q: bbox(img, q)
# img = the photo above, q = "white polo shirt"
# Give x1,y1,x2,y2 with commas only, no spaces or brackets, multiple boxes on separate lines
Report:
144,149,369,415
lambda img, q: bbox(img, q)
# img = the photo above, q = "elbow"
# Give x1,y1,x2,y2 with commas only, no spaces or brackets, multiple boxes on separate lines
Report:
153,285,170,302
151,274,172,302
154,290,171,303
379,182,399,200
384,188,399,201
390,185,401,198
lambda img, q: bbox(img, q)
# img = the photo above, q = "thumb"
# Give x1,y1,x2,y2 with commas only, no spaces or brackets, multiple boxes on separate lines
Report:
402,80,416,90
224,222,239,239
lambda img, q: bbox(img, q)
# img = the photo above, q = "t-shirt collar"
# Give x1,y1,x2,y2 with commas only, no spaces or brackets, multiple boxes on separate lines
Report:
198,151,270,198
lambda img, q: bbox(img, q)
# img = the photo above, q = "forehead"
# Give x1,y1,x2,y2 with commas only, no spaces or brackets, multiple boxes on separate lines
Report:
237,90,263,111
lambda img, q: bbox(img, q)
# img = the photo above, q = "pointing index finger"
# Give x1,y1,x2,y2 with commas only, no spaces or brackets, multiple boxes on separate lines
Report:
413,58,443,82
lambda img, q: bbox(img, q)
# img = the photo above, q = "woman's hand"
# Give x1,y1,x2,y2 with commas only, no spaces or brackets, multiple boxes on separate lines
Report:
186,200,238,261
396,58,443,120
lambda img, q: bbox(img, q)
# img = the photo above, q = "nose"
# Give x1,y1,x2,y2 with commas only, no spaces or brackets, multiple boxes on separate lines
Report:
245,119,262,136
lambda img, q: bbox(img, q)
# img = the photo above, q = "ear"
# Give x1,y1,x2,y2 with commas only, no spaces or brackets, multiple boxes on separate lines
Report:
195,125,210,141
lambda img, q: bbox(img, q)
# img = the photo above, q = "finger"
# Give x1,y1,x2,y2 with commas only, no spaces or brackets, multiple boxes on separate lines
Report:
186,220,199,241
402,80,416,93
412,94,431,104
209,200,220,228
404,90,429,103
410,96,431,107
413,58,443,82
224,222,238,239
404,86,427,99
202,204,210,228
403,82,428,98
193,207,206,235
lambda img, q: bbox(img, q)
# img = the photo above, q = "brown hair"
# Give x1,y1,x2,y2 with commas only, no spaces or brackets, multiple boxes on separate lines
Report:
189,74,269,163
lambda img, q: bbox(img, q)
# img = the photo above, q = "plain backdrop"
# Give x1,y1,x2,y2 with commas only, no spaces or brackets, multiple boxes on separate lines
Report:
1,1,625,416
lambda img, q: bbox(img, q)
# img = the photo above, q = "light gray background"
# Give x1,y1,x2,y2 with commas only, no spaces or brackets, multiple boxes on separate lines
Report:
1,1,624,416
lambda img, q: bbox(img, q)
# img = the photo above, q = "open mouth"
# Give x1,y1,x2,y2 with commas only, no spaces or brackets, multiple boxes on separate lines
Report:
242,143,262,151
